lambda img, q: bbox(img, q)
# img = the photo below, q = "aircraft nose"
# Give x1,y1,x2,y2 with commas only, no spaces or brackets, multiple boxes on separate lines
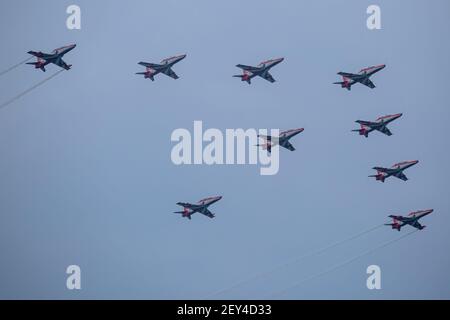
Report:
179,54,187,60
413,160,419,164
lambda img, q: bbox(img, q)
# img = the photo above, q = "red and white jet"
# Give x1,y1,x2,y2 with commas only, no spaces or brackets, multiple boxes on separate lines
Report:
234,58,284,84
385,209,433,231
136,54,186,81
353,113,403,138
27,44,76,72
257,128,304,153
334,64,385,90
174,196,222,220
369,160,419,182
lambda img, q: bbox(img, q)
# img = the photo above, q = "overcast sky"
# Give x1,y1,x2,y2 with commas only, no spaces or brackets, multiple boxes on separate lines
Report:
0,0,449,299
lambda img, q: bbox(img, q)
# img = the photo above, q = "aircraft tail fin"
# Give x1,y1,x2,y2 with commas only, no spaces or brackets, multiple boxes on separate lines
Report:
384,223,401,231
26,62,46,72
333,81,351,91
174,211,191,220
369,174,385,182
352,128,368,137
136,72,154,81
233,75,251,84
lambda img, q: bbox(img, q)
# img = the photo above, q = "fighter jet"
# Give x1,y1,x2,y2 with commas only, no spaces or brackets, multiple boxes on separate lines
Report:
27,44,76,72
369,160,419,182
353,113,403,138
385,209,434,231
257,128,304,153
334,64,385,90
136,54,186,81
233,58,284,84
174,196,222,220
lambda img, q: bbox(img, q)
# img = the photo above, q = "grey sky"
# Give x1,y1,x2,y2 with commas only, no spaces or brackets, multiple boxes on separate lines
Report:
0,0,449,299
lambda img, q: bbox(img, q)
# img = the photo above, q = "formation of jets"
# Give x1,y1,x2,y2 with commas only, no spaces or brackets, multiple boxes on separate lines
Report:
385,209,434,231
334,64,385,90
257,128,304,153
370,160,419,183
27,44,76,72
23,44,434,230
353,113,402,138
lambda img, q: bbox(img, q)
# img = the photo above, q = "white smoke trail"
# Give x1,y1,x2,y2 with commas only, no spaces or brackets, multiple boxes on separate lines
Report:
0,69,65,110
0,57,32,77
206,224,384,299
268,229,418,298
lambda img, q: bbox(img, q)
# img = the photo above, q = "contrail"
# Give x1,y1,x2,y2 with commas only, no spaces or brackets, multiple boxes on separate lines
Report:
268,229,418,298
0,69,65,110
0,57,32,77
206,223,384,299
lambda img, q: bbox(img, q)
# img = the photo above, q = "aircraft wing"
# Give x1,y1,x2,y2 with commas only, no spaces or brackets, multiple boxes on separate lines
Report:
281,141,295,151
411,220,424,230
358,78,376,88
200,208,215,218
337,72,358,79
377,126,392,136
394,172,408,181
373,166,390,173
162,67,179,79
236,64,260,72
356,120,377,126
389,215,406,222
27,51,53,59
260,71,275,83
138,62,161,68
54,58,71,70
177,202,194,209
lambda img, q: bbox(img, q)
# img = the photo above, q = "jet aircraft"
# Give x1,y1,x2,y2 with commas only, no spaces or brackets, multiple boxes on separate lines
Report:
369,160,419,182
257,128,304,153
233,58,284,84
334,64,385,90
27,44,77,72
136,54,186,81
174,196,222,220
353,113,402,138
385,209,433,231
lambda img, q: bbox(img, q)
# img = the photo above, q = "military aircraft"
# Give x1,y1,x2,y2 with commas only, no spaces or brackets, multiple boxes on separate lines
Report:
27,44,76,72
233,57,284,84
385,209,434,231
257,128,304,153
334,64,385,90
174,196,222,220
353,113,403,138
369,160,419,182
136,54,186,81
